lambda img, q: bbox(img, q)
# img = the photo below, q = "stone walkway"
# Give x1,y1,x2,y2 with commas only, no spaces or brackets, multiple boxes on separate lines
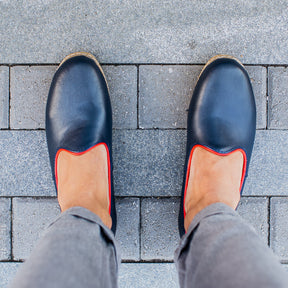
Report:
0,1,288,287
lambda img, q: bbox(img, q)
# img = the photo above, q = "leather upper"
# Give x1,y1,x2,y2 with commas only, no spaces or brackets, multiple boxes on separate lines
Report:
187,58,256,161
46,54,116,233
179,57,256,237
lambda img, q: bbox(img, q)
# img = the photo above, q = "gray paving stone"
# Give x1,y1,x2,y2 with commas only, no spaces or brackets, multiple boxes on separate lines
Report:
139,65,266,129
1,1,288,64
13,198,60,260
0,198,11,260
0,263,21,288
243,130,288,196
246,66,267,129
141,198,179,260
139,65,202,129
0,131,54,197
0,129,185,197
0,66,9,128
103,65,137,129
1,130,287,198
268,67,288,129
12,196,139,261
236,197,268,244
115,130,288,197
115,198,140,260
10,66,57,129
10,65,137,129
113,130,185,197
270,198,288,261
119,263,179,288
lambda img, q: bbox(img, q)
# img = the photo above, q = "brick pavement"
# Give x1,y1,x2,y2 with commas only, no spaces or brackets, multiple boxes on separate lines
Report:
1,1,288,287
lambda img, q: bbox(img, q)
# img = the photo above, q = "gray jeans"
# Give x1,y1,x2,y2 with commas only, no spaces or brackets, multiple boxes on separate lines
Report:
9,204,288,288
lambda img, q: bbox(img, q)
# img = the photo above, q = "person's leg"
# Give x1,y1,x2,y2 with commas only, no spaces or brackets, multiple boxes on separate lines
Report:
176,56,288,287
9,53,119,288
9,207,119,288
175,203,288,288
175,146,288,288
176,146,288,287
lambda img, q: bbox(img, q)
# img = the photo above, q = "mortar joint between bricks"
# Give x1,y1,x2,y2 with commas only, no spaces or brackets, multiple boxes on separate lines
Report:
10,198,14,260
266,67,269,130
8,66,11,129
139,197,142,260
136,65,140,129
268,197,271,247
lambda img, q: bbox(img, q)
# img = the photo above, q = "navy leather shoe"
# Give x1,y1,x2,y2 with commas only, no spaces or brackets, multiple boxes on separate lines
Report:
46,52,116,234
179,55,256,237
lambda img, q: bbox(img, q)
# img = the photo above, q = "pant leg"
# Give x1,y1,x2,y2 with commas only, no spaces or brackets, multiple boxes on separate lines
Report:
9,207,120,288
174,203,288,288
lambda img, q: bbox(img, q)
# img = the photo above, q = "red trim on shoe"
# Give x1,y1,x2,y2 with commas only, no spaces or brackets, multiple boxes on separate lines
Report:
183,145,247,219
54,143,112,215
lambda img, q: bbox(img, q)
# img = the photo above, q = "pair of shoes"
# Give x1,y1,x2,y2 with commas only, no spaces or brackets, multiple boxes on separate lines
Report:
46,52,256,236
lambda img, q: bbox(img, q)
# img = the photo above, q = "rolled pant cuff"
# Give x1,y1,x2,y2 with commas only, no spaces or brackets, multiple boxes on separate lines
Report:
175,203,237,262
49,206,121,269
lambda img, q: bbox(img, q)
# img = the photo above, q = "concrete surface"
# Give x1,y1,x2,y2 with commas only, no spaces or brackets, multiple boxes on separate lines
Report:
0,1,288,64
1,1,288,287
